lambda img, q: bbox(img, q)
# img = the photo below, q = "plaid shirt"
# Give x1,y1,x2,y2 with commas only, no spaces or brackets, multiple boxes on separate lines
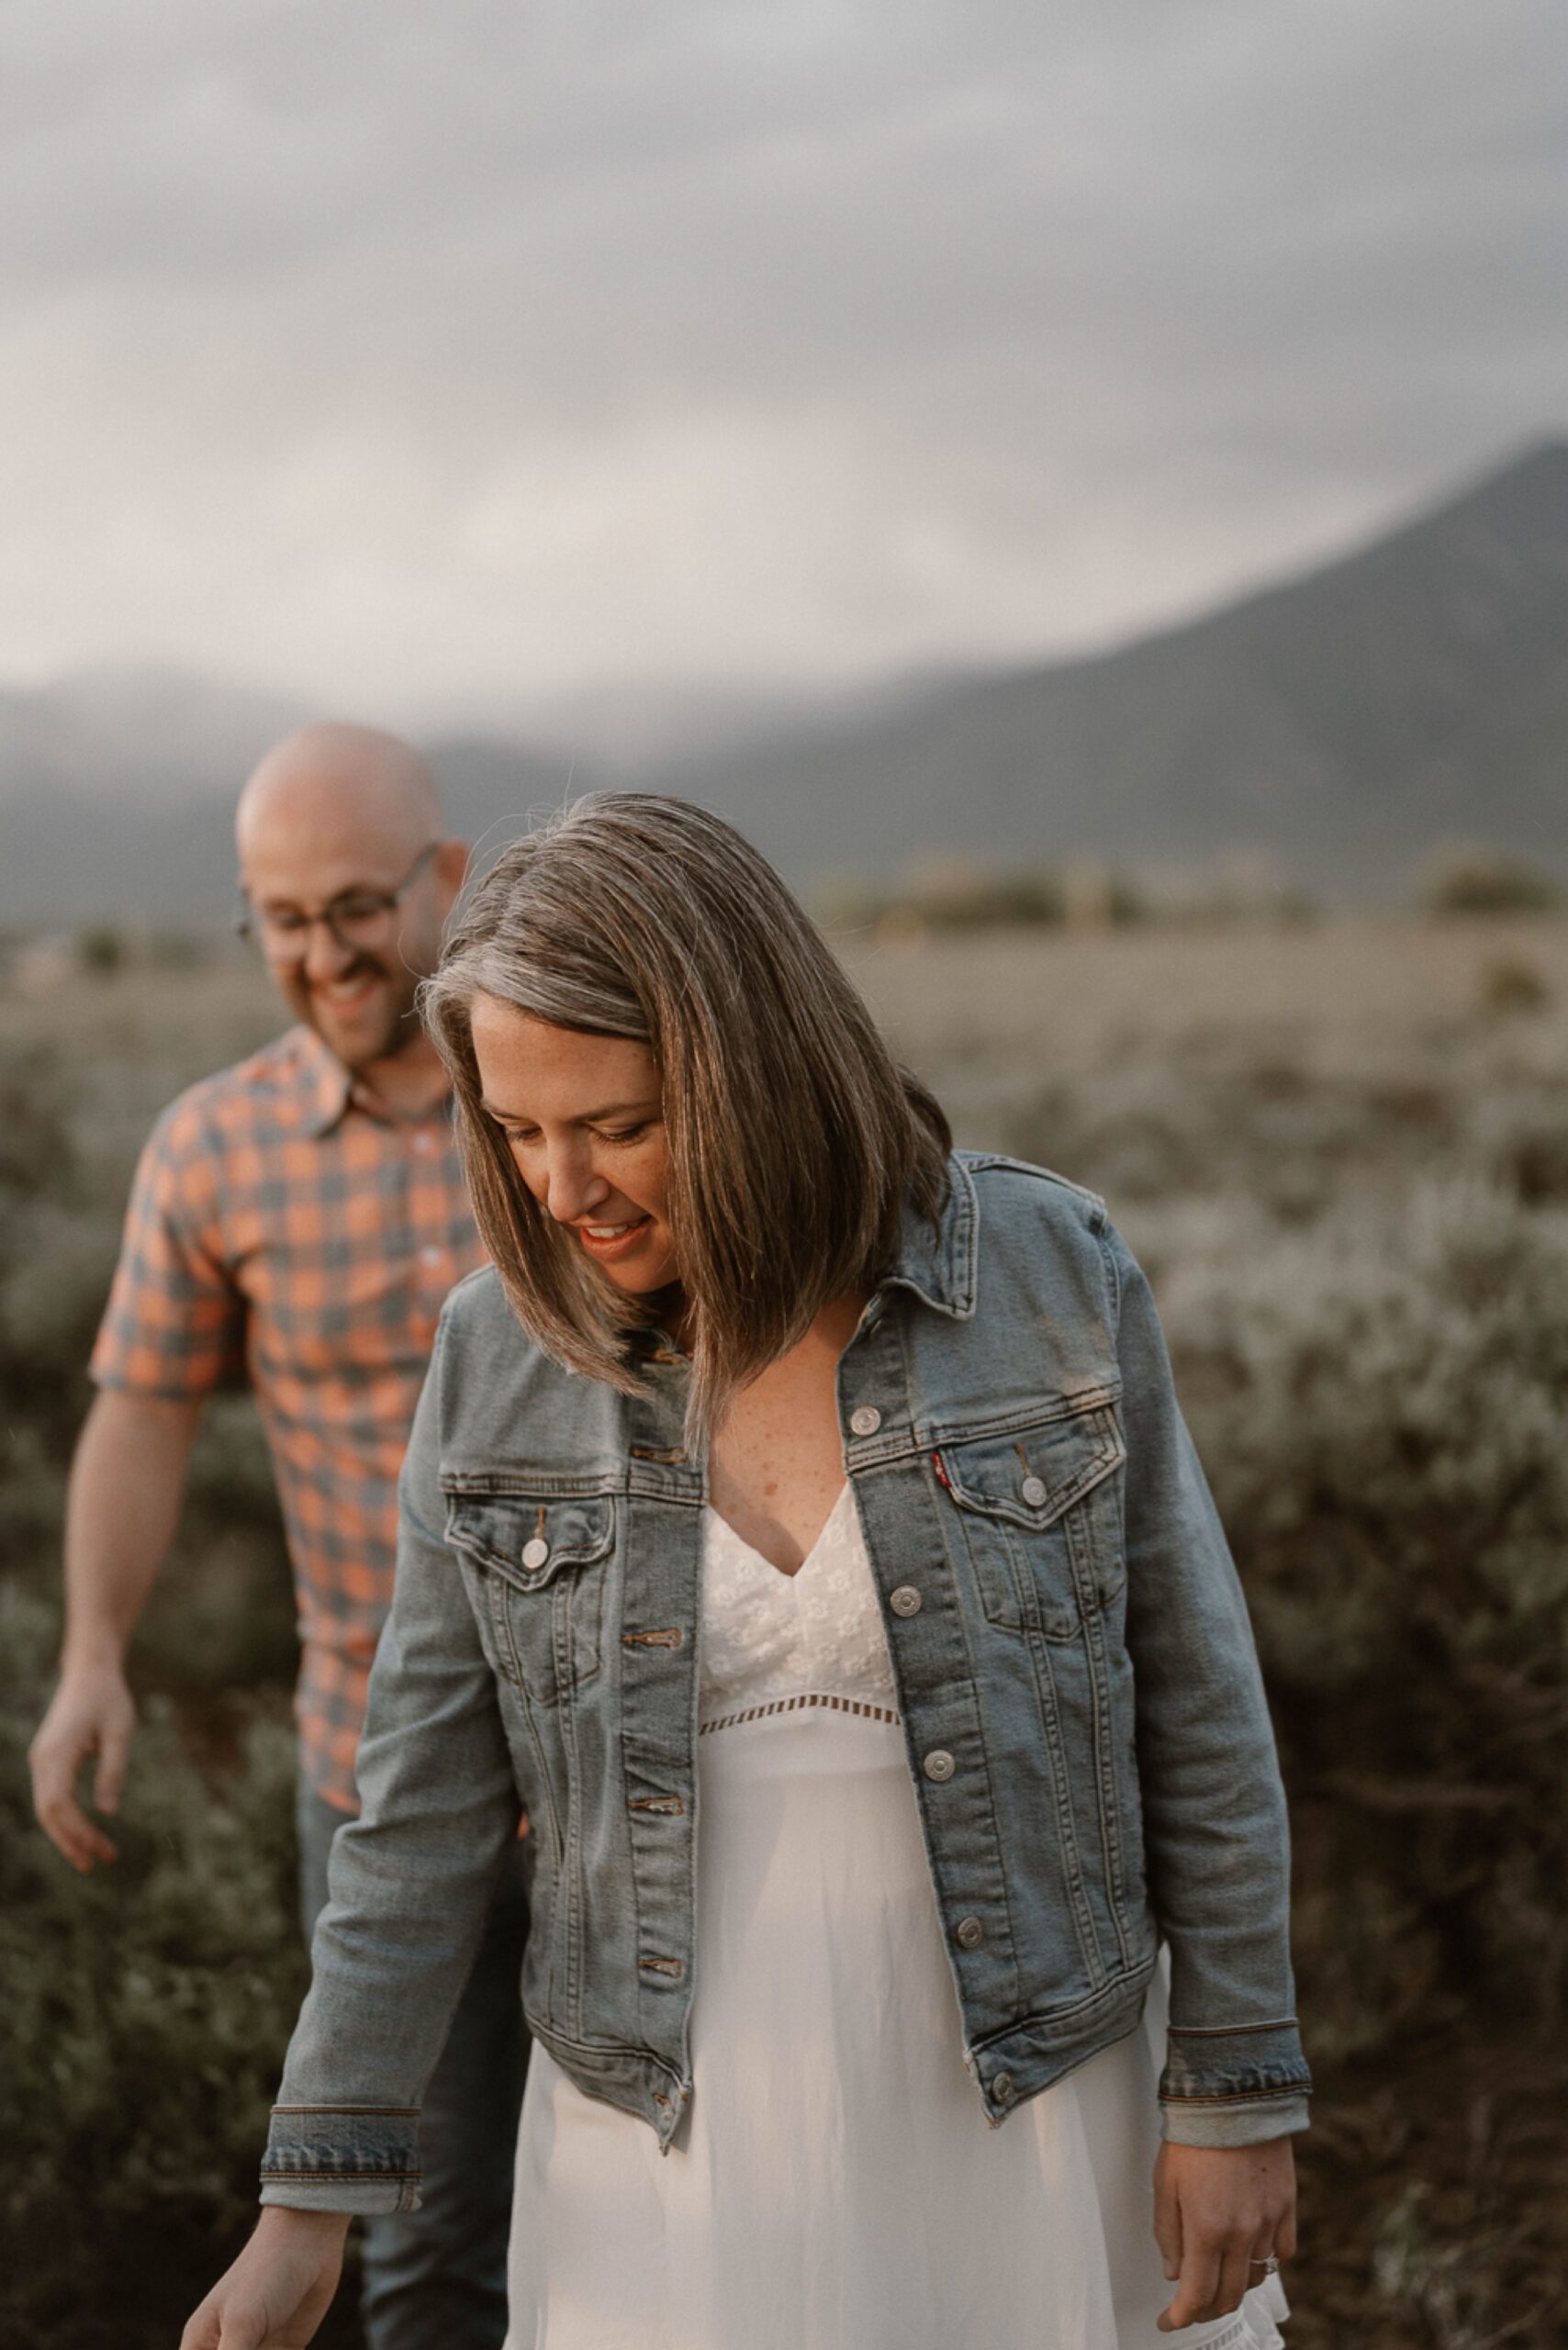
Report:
92,1024,484,1813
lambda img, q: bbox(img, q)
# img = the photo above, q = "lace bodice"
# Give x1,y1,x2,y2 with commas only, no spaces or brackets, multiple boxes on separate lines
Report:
699,1483,902,1732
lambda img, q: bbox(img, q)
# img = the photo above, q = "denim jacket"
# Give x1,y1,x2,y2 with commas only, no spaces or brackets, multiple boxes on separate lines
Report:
261,1153,1310,2214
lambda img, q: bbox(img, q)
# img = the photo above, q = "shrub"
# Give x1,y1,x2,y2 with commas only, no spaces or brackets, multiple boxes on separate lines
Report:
0,1045,77,1222
77,923,128,974
896,855,1068,931
1001,1054,1463,1216
818,855,1148,934
1474,952,1550,1016
1468,1086,1568,1204
1418,845,1562,916
0,1037,308,2345
1162,1185,1568,2058
0,1582,306,2347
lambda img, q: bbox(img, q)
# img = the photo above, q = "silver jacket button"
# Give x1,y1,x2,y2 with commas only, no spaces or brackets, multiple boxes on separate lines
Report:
1020,1474,1047,1507
992,2071,1014,2102
849,1404,882,1437
955,1915,983,1948
521,1537,550,1570
889,1585,923,1617
922,1748,957,1783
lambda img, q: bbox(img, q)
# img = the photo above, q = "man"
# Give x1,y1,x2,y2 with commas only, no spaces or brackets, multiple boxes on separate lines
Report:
28,723,526,2350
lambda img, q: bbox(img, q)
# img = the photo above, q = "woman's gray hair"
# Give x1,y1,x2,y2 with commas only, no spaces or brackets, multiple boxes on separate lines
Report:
421,793,950,1443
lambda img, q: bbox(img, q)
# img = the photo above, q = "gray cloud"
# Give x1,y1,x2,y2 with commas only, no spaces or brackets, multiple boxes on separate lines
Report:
0,0,1562,733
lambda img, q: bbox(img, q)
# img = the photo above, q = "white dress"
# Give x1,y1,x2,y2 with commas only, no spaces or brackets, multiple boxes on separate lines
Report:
505,1483,1291,2350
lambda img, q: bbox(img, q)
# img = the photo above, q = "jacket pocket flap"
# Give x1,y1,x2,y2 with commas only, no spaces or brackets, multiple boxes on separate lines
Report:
443,1492,614,1591
939,1404,1125,1532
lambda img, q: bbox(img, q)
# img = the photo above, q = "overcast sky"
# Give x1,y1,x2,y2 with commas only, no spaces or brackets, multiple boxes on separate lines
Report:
2,0,1564,742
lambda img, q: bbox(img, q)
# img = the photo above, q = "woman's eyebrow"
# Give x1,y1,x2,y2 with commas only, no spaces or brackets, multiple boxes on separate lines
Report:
479,1097,659,1125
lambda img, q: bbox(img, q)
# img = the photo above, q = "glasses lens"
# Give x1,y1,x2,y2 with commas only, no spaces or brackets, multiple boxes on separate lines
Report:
257,915,309,961
330,898,397,948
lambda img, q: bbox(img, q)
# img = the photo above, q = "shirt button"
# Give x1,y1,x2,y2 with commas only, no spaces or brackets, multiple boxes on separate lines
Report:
955,1916,983,1949
420,1245,443,1269
992,2071,1014,2103
889,1585,923,1617
521,1538,550,1571
849,1405,881,1438
922,1749,956,1784
1021,1474,1047,1507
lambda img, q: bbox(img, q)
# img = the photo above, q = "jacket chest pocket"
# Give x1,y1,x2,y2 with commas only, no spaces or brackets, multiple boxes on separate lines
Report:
443,1490,612,1706
937,1404,1126,1641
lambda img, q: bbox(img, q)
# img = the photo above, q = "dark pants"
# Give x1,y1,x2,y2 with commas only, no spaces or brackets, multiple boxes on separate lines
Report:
297,1783,530,2350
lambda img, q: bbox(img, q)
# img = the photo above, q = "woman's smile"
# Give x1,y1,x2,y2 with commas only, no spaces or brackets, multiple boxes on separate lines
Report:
574,1213,655,1260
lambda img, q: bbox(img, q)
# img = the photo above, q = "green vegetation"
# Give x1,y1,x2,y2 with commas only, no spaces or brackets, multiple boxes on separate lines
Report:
817,853,1144,935
77,923,129,974
1419,843,1562,917
0,1002,319,2346
3,934,1566,2347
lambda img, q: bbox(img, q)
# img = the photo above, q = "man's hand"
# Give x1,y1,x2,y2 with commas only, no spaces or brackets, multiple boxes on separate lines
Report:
1153,2135,1296,2332
28,1663,138,1872
181,2207,350,2350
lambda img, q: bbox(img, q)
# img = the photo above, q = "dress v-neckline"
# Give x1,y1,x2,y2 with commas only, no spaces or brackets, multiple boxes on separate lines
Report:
705,1481,852,1584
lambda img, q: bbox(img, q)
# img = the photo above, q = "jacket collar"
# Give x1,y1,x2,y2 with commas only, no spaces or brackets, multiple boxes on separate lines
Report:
885,1153,978,1320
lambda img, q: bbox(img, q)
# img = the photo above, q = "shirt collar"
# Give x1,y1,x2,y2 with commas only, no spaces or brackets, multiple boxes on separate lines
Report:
885,1153,978,1319
290,1024,453,1138
293,1024,356,1138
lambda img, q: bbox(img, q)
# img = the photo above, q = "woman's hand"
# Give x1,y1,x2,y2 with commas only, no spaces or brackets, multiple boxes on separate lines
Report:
179,2207,351,2349
1152,2135,1296,2332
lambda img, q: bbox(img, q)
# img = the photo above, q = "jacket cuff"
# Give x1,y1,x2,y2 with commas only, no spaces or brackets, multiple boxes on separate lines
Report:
1159,2019,1312,2148
1159,2090,1310,2148
260,2105,422,2216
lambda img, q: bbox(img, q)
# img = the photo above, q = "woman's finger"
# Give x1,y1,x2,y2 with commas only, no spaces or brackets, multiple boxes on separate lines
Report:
1151,2154,1183,2283
1158,2235,1222,2333
179,2300,219,2350
1212,2233,1258,2319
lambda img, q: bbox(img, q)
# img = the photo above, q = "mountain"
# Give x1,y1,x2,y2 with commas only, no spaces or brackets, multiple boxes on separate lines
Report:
646,439,1568,895
0,668,314,810
2,440,1565,924
0,705,585,930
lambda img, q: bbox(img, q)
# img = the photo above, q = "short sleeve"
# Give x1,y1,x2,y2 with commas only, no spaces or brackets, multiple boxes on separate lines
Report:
90,1097,246,1400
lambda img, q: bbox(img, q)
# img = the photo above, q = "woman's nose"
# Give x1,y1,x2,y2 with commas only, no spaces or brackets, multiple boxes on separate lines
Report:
544,1153,610,1225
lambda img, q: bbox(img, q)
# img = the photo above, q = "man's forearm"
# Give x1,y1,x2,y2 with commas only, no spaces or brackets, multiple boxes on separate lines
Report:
61,1388,203,1666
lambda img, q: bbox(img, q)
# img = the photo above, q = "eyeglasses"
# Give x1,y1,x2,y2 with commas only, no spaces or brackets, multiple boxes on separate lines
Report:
235,843,442,964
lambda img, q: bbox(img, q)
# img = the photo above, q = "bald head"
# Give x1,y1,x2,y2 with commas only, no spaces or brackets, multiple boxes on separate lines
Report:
236,721,467,1078
237,722,444,865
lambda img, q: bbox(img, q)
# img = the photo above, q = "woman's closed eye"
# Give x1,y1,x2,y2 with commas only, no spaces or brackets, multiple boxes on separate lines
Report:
496,1119,655,1147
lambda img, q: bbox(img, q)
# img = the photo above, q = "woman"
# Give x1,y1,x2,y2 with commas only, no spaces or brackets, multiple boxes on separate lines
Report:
185,796,1308,2350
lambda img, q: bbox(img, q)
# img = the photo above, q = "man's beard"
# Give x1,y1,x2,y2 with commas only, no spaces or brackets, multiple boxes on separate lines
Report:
284,953,426,1069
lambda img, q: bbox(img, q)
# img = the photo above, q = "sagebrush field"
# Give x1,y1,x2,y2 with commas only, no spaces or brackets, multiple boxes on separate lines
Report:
4,916,1566,2348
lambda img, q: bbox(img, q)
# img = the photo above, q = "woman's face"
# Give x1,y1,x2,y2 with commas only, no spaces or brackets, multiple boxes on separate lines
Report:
469,991,679,1296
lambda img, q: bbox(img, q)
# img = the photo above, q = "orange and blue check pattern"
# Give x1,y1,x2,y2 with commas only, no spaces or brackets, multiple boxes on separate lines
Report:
91,1024,485,1813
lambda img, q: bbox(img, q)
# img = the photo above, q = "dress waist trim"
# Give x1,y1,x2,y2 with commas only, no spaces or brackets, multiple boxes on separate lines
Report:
699,1690,903,1736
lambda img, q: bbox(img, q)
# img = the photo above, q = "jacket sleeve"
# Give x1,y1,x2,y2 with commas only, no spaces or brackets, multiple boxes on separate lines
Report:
260,1308,522,2213
1106,1218,1311,2148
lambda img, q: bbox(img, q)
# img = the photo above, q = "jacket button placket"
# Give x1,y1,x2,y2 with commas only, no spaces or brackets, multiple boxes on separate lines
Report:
848,1316,1012,2067
620,1381,702,2055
